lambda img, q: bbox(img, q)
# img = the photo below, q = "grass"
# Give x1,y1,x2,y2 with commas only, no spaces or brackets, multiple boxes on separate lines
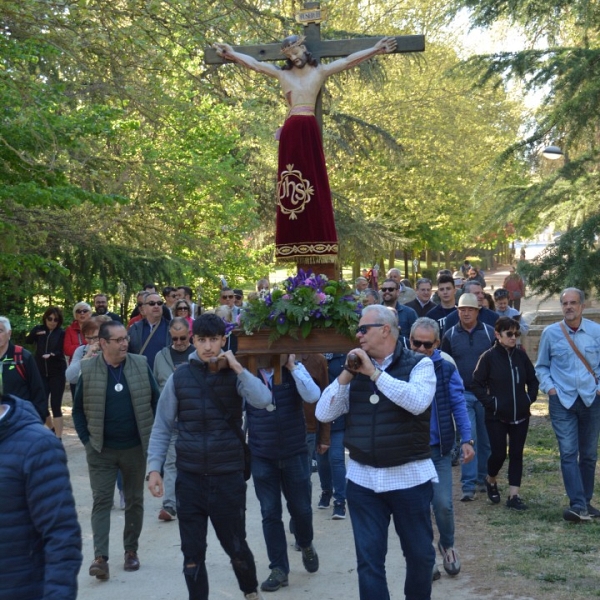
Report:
466,398,600,599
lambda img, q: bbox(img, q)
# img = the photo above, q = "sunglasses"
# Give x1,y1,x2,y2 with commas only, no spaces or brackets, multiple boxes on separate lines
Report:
411,339,435,349
356,324,384,335
221,295,234,299
145,300,164,306
46,316,59,322
76,309,90,314
171,335,189,342
176,306,189,311
381,287,397,292
503,331,521,338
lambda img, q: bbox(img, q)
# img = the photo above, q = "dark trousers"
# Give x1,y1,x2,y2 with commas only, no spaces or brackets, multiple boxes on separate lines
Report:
85,443,145,559
176,469,258,600
485,418,530,487
43,373,66,418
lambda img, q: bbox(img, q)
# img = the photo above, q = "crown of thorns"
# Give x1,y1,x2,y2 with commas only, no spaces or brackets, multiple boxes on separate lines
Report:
281,35,306,56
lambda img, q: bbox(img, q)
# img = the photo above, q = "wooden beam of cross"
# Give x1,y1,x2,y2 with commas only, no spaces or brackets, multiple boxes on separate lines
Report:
205,1,425,131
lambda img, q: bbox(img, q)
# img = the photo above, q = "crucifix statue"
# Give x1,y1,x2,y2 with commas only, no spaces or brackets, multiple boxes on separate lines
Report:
207,2,425,278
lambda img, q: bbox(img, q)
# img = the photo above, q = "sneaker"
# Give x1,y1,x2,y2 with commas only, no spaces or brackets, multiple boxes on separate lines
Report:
460,492,475,502
123,550,140,571
506,495,528,511
438,541,461,576
119,489,126,510
260,568,288,592
301,544,319,573
244,592,264,600
563,507,592,522
332,502,346,520
432,565,441,581
158,506,177,521
587,504,600,518
318,490,332,509
89,556,110,580
477,482,488,494
485,480,501,504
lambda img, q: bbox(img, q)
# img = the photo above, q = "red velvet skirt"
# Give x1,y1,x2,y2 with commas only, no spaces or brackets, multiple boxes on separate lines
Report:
275,114,338,263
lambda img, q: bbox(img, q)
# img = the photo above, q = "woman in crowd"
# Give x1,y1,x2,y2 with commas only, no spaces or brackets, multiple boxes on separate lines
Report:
64,301,92,359
472,317,539,511
173,298,194,330
25,307,67,438
65,316,108,385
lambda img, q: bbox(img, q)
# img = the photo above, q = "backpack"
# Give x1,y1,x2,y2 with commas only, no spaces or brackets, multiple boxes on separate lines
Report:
13,345,27,380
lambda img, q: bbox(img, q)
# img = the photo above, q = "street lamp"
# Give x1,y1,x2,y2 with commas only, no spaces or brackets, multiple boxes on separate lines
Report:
542,145,564,160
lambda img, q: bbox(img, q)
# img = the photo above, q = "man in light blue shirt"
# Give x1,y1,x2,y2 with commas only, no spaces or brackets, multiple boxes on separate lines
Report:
536,288,600,523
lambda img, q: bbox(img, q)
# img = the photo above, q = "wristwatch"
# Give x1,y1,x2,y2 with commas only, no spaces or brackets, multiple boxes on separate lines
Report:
466,439,475,447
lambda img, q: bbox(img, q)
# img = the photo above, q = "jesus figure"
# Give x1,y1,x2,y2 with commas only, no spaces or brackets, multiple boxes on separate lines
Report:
213,35,397,264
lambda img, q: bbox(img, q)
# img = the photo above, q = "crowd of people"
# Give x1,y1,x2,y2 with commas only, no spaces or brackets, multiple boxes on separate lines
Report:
1,266,599,600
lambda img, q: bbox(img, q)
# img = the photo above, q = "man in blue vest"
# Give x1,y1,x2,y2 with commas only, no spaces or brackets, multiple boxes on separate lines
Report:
317,305,437,600
409,317,473,581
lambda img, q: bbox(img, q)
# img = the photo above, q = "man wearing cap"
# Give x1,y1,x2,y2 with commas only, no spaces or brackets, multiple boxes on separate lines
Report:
443,280,499,332
441,293,495,501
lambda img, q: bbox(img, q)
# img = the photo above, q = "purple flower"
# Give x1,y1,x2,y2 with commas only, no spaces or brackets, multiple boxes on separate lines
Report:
277,314,286,325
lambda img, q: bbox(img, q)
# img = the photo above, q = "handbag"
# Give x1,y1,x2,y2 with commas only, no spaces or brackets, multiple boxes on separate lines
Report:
188,363,251,480
559,322,599,384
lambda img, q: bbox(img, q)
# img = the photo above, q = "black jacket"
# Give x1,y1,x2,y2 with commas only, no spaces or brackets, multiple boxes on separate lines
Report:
25,325,67,378
472,342,539,422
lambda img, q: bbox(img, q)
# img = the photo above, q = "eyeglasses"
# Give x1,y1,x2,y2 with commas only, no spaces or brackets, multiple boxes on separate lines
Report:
221,295,234,300
176,306,189,311
503,331,521,338
171,335,189,342
85,335,99,342
411,339,435,349
106,336,130,344
380,287,397,292
234,295,242,299
145,301,164,306
46,316,59,322
356,324,385,335
76,308,90,314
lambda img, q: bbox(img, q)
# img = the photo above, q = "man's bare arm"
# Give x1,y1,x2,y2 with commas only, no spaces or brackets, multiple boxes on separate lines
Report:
319,37,397,77
213,43,282,78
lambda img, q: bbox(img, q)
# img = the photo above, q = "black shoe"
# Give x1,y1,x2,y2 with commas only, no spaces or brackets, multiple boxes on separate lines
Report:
485,480,501,504
318,490,332,509
301,544,319,573
260,568,289,592
563,507,592,522
506,495,528,511
460,492,475,502
587,504,600,518
432,565,441,581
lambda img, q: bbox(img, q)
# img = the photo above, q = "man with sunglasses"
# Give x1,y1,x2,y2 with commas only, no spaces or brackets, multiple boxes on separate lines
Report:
128,292,172,369
152,318,195,522
73,320,160,580
441,294,495,502
409,317,473,580
317,305,437,600
380,278,418,341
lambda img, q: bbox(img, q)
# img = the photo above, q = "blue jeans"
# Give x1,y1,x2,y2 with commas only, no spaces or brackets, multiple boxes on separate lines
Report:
316,430,347,504
251,453,313,574
430,445,454,549
549,394,600,509
176,470,258,600
461,391,490,494
347,479,434,600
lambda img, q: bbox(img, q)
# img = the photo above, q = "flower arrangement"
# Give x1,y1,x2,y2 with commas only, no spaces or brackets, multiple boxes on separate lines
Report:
238,270,362,344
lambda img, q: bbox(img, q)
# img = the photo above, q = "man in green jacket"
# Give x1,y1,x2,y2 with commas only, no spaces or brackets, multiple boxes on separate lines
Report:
73,320,160,581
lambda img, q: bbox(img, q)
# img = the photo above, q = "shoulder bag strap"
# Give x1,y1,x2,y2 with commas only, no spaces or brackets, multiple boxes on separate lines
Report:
559,322,599,384
139,321,160,355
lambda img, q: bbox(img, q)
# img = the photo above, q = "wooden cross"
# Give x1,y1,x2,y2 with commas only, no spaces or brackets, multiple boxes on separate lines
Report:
204,1,425,132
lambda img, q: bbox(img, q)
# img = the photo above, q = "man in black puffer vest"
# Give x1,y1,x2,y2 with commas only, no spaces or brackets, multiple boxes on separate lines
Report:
317,304,438,600
245,353,322,593
146,314,272,600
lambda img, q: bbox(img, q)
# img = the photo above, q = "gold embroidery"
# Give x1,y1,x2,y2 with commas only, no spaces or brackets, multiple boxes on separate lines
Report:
277,164,314,220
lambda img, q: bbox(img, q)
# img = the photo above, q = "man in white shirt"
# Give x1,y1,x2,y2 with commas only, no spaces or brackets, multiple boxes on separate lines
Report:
317,304,437,600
